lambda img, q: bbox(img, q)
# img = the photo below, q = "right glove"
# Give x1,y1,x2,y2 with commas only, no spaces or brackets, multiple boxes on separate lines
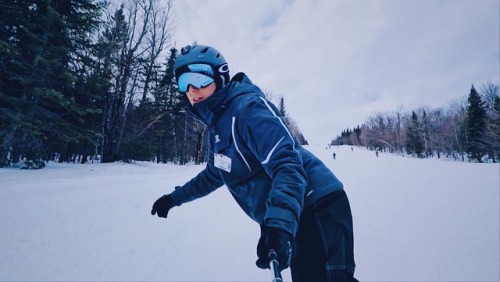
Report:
151,194,175,218
255,225,293,271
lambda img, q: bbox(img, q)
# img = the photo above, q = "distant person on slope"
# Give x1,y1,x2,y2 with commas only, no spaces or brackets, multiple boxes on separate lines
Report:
151,44,358,282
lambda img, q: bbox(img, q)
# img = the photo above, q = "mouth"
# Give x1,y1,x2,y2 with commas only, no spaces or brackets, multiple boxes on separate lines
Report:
192,97,204,103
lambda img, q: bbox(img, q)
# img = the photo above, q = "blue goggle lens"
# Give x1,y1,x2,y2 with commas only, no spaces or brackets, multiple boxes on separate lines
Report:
177,72,214,92
176,64,215,92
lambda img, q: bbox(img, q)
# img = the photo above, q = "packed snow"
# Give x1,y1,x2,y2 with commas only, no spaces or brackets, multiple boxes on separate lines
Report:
0,145,498,281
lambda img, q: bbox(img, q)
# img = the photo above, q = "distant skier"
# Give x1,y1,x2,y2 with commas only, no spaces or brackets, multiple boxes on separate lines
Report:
151,44,357,282
333,152,336,159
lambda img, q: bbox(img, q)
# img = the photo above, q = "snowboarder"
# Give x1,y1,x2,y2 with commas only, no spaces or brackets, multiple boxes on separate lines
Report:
151,44,357,282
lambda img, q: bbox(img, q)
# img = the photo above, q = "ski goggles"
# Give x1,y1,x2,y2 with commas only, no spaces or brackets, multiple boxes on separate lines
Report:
176,64,214,92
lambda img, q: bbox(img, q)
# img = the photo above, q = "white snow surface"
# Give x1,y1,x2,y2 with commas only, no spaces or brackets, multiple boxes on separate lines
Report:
0,145,498,282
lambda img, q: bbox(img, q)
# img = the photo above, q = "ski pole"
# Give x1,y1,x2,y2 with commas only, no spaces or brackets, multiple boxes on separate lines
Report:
268,249,283,282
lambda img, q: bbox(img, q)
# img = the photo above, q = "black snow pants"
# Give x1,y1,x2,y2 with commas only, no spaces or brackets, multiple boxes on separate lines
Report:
291,189,358,282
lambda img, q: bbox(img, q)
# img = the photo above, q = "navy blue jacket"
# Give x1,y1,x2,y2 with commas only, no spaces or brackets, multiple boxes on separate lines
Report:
170,73,343,236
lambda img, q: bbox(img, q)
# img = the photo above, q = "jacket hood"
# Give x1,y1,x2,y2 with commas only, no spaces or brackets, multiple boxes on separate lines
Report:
187,72,264,126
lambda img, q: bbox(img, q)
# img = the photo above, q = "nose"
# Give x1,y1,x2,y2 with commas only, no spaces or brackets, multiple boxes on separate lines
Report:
187,85,199,92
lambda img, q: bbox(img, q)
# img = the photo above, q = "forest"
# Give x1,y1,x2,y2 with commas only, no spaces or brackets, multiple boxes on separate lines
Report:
331,83,500,163
0,0,307,168
1,1,497,168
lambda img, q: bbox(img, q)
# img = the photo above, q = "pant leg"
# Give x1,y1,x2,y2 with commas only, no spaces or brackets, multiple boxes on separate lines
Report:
291,189,357,282
291,203,327,282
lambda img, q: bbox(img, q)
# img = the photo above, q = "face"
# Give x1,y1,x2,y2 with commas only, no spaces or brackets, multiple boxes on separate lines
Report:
186,82,216,105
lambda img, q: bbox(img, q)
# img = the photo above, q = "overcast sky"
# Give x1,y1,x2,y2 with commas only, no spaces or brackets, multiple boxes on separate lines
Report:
171,0,499,144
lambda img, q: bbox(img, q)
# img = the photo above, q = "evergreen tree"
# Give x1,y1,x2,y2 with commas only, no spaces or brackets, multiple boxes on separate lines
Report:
55,0,106,164
465,85,487,162
485,95,500,162
148,47,188,164
421,110,432,156
405,111,424,158
147,47,208,165
278,97,289,124
493,96,500,161
275,96,308,145
0,0,104,167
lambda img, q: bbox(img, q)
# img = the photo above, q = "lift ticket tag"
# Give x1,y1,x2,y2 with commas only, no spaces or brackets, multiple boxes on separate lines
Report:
214,153,231,173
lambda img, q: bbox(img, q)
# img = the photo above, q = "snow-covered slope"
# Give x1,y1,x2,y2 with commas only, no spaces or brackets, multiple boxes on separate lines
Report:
0,145,498,281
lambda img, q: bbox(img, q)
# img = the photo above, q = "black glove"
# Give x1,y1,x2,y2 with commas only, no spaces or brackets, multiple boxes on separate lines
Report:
151,194,175,218
256,225,293,271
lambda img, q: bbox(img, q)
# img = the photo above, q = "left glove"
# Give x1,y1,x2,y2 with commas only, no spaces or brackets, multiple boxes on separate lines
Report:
151,194,175,218
256,225,293,271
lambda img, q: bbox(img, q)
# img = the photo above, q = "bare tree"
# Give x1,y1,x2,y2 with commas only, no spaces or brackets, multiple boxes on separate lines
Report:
100,0,174,162
140,0,174,102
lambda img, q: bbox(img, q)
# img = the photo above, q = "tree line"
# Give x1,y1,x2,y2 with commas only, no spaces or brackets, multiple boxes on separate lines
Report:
0,0,306,169
332,83,500,163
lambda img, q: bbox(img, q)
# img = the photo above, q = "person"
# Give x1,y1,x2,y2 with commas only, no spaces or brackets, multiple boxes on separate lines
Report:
151,44,357,282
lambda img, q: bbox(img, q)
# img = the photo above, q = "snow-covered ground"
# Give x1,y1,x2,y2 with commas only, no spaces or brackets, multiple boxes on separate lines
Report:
0,145,498,281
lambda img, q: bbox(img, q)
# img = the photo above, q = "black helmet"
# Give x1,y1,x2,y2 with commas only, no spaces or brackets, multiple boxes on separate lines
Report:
174,44,230,91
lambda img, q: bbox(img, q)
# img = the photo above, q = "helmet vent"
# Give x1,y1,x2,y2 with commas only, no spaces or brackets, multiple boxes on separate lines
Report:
200,47,209,53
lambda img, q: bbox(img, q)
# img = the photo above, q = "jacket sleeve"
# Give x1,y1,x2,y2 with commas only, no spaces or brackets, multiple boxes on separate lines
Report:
238,96,307,236
170,136,225,206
